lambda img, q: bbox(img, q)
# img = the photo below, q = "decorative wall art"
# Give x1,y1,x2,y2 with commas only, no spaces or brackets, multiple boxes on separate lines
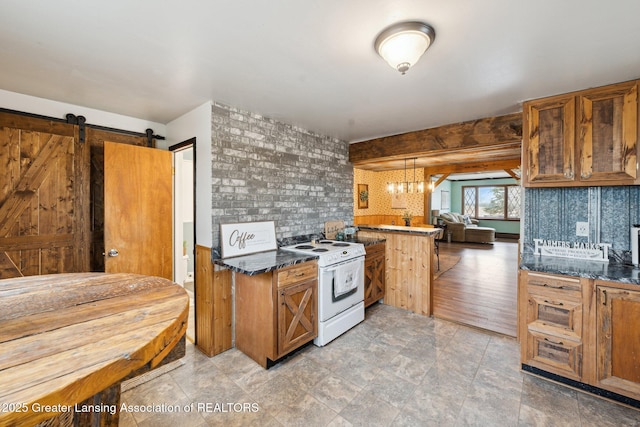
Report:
358,184,369,209
220,221,277,258
391,193,407,209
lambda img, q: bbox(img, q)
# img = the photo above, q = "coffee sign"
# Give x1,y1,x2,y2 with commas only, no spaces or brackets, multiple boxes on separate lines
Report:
220,221,277,258
533,239,611,262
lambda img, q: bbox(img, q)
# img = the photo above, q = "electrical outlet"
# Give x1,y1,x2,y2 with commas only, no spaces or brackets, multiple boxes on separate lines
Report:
576,222,589,237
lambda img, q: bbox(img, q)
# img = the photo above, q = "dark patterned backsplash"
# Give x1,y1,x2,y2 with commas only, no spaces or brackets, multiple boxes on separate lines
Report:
523,186,640,264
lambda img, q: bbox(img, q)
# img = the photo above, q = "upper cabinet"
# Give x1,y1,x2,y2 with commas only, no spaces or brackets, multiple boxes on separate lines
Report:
523,80,639,187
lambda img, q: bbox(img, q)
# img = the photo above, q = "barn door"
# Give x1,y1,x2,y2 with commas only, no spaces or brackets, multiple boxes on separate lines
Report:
103,141,172,279
0,115,88,278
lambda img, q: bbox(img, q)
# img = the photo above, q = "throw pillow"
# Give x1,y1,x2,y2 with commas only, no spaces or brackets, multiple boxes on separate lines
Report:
462,214,473,225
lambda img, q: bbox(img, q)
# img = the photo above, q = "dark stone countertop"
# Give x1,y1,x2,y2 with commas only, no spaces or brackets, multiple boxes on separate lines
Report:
520,253,640,285
213,250,318,276
357,224,441,236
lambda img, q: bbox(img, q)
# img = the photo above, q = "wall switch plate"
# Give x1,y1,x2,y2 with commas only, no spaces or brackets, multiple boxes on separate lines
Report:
576,222,589,237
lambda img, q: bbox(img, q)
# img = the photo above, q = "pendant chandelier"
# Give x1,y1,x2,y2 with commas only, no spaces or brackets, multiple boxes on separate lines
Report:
387,158,425,194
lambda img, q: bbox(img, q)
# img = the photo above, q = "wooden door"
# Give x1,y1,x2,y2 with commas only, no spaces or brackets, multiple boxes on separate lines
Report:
104,142,172,279
0,113,89,278
364,243,385,307
277,280,317,357
578,81,638,183
596,284,640,399
523,95,576,186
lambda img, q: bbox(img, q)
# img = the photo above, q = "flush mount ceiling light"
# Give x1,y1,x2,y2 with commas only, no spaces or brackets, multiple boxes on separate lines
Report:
374,21,436,75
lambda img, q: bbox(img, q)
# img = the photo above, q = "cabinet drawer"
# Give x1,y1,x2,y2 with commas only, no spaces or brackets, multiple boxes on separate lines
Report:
526,330,582,380
526,292,582,339
526,272,582,294
365,243,385,257
277,262,317,288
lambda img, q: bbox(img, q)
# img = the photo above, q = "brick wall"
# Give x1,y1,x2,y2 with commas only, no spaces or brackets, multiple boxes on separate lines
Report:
211,102,353,247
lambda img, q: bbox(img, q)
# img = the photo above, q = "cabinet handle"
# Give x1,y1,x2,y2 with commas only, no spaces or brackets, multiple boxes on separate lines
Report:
564,169,574,179
544,337,564,346
544,299,564,307
602,289,607,305
581,171,592,179
542,283,564,289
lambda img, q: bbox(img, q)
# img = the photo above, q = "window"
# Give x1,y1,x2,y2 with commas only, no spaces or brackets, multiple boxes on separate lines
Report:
462,185,521,220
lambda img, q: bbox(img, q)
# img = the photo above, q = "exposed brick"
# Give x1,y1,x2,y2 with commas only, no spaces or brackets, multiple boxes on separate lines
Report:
210,102,353,246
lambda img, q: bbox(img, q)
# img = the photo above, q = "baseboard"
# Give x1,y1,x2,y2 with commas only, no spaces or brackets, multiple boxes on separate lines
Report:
496,232,519,239
522,364,640,409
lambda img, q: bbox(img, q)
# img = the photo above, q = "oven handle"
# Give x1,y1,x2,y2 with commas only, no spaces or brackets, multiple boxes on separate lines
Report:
321,256,364,272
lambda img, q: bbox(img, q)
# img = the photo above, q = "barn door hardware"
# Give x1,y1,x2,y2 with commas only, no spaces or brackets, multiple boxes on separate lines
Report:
65,113,86,143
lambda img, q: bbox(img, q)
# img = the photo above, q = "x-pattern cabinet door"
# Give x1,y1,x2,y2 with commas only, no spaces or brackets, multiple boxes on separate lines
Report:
277,279,317,357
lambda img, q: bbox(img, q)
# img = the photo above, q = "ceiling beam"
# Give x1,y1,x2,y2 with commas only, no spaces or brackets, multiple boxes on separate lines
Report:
423,158,521,175
349,113,522,165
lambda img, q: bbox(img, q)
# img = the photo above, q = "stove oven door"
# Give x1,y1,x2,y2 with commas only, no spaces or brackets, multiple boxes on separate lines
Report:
318,257,364,322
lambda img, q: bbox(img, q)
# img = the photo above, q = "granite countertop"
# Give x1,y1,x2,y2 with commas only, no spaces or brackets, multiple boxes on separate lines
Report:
358,224,441,236
214,250,318,276
520,253,640,285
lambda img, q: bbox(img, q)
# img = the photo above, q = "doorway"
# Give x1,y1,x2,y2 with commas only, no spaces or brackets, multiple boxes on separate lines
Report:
170,139,196,342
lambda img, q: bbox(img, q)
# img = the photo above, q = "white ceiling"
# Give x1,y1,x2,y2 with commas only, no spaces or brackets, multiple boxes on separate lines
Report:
1,1,639,143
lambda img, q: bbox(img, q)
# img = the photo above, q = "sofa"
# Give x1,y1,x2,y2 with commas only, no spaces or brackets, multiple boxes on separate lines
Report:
436,212,495,243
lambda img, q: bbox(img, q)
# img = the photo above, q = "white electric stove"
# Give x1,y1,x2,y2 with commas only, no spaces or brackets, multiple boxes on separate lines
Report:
280,239,365,346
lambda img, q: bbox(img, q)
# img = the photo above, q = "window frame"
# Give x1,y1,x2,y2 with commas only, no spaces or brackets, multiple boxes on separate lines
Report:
461,184,521,221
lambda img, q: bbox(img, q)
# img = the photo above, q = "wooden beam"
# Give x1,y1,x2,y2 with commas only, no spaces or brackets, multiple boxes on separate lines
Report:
433,173,451,188
503,168,520,180
423,158,521,176
349,113,522,164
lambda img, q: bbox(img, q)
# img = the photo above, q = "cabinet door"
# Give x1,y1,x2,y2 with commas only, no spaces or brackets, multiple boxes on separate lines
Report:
596,285,640,399
579,82,638,183
364,244,385,307
277,280,317,357
524,95,576,185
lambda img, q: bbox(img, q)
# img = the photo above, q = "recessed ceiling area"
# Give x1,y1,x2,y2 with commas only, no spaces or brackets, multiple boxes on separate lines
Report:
1,1,639,144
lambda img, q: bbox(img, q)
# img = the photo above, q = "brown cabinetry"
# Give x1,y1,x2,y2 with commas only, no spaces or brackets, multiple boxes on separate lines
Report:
520,272,586,380
364,243,385,307
520,271,640,402
595,281,640,399
235,261,317,368
523,80,639,187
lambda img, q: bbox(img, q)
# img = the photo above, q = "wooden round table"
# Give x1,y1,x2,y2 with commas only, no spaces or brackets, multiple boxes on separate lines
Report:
0,273,189,426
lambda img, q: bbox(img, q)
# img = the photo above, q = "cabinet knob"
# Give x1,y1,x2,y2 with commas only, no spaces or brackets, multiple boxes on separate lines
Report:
581,171,592,179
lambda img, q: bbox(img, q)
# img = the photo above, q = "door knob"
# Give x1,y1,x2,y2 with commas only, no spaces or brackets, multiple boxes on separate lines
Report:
107,249,119,257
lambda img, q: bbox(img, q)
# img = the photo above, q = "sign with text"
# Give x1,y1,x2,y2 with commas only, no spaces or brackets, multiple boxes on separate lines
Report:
220,221,277,258
533,239,611,262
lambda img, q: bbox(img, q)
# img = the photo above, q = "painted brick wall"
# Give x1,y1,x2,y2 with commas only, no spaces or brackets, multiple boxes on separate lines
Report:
210,102,353,247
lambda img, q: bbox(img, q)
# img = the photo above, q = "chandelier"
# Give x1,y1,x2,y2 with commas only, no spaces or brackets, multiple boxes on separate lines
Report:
387,158,425,194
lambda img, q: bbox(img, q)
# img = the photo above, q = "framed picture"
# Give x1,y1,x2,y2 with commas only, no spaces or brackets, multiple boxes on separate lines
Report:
220,221,277,258
391,193,407,209
441,190,450,210
357,184,369,209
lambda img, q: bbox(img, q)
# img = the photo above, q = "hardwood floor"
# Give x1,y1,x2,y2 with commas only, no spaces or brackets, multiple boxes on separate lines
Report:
433,239,518,337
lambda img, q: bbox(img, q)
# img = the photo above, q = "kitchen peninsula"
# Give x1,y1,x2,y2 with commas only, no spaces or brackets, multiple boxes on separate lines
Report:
357,225,441,316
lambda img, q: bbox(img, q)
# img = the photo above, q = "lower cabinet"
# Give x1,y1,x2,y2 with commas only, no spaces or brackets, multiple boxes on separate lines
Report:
235,261,318,368
520,271,640,402
364,243,385,307
520,272,585,380
595,281,640,398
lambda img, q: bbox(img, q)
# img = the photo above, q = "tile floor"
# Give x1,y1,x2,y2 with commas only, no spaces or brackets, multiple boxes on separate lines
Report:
119,304,640,426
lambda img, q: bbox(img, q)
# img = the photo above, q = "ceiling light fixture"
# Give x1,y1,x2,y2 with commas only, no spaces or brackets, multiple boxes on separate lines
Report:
387,158,424,194
374,21,436,75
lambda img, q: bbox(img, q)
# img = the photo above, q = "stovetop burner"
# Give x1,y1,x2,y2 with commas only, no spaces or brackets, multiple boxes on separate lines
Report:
281,239,365,267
